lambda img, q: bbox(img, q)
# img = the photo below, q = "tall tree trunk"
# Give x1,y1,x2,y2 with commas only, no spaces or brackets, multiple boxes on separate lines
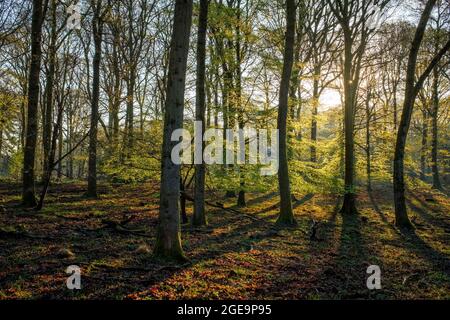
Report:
57,111,63,179
394,0,437,229
125,68,136,154
36,100,64,210
22,0,45,207
276,0,297,227
87,0,104,198
67,109,74,179
310,65,320,162
111,32,121,154
154,0,193,261
420,106,429,181
193,0,209,226
288,10,301,159
393,68,399,130
43,0,57,178
0,128,3,160
235,0,246,207
431,67,442,190
340,28,358,215
20,96,26,149
125,8,135,155
365,89,372,192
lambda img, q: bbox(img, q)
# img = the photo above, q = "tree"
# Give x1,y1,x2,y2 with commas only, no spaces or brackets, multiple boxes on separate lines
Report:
327,0,389,215
276,0,297,227
431,66,443,190
154,0,193,261
193,0,209,226
393,0,450,228
42,0,57,179
87,0,106,198
305,1,340,163
22,0,47,207
429,0,449,191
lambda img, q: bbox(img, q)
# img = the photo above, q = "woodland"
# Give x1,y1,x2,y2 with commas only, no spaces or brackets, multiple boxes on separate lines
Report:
0,0,449,299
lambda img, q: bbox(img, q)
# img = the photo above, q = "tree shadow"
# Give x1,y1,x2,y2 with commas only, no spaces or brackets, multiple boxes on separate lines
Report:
293,193,315,209
244,192,278,207
322,212,374,299
407,191,450,230
368,191,390,225
399,227,450,277
252,193,315,216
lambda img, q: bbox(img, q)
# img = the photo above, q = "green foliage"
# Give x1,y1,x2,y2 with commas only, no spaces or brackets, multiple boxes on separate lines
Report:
102,154,160,184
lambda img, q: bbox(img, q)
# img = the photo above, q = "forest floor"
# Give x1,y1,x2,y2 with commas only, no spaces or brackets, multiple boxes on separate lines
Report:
0,181,449,300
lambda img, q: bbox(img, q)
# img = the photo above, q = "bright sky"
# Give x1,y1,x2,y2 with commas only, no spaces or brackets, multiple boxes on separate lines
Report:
319,88,342,111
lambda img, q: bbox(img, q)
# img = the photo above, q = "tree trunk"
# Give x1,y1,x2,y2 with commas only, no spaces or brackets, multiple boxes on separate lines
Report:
0,128,3,160
43,0,57,178
235,1,246,207
36,100,64,210
394,0,436,229
125,68,136,154
180,178,188,224
431,67,442,190
193,0,208,226
154,0,193,261
57,110,63,179
22,0,45,207
67,109,74,179
111,31,121,154
276,0,297,227
365,90,372,192
340,29,358,215
420,107,428,181
87,1,103,198
310,65,320,163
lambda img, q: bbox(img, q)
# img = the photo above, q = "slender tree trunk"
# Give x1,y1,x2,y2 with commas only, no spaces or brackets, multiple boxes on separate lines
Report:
193,0,209,226
393,73,399,130
365,90,372,192
125,68,136,154
22,0,45,207
206,73,212,128
296,84,302,141
420,107,429,181
340,29,358,215
125,10,135,155
43,0,57,178
180,178,188,224
394,0,437,229
431,67,442,190
67,110,74,179
288,13,301,159
57,111,63,179
87,1,103,198
0,128,3,160
276,0,297,227
154,0,193,261
111,33,121,154
310,65,320,162
36,101,64,210
235,1,246,207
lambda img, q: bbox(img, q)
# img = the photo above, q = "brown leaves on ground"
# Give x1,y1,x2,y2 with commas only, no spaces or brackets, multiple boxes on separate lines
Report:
0,182,448,299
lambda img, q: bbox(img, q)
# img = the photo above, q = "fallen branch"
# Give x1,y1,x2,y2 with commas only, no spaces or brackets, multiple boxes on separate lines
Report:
100,217,152,238
0,227,53,240
181,191,263,222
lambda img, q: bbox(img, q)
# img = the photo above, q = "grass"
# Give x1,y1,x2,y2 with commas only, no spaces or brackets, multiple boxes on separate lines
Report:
0,181,448,299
